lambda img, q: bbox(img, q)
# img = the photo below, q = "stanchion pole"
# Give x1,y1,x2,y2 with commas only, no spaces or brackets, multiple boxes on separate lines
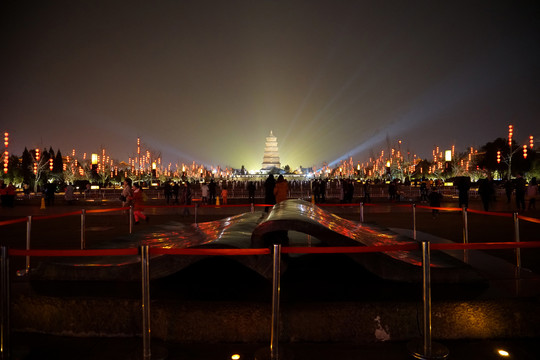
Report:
412,204,417,241
422,240,432,355
513,212,521,276
81,209,86,250
407,240,449,359
360,202,364,224
1,246,10,360
461,207,468,244
140,245,151,360
251,203,254,213
26,216,32,275
270,243,281,360
462,207,469,263
129,206,134,234
194,203,198,225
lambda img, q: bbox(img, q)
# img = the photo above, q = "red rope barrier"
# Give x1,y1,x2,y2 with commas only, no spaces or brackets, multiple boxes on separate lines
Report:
6,241,540,258
150,248,270,256
34,211,83,220
432,241,540,251
86,207,128,214
415,205,462,211
8,248,139,257
518,215,540,224
0,218,27,226
467,209,513,217
283,244,419,254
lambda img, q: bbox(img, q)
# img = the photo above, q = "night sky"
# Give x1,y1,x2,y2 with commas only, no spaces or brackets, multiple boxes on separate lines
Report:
2,1,539,171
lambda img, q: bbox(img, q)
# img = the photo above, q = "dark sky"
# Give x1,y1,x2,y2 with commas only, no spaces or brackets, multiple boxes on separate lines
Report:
2,0,539,171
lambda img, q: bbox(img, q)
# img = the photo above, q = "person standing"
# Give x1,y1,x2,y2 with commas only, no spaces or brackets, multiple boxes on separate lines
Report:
274,175,288,204
201,182,209,205
163,181,172,205
515,173,526,212
247,181,256,204
363,180,371,203
526,177,538,211
220,186,228,205
121,179,133,209
456,176,471,209
208,179,216,205
264,174,276,206
478,177,494,212
64,183,75,205
428,187,442,218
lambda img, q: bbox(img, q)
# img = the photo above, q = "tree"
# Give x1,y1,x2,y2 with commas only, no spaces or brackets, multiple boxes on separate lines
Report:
53,149,63,173
21,148,33,184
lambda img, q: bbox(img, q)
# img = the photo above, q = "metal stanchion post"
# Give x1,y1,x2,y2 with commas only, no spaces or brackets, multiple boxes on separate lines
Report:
25,216,31,275
1,246,10,360
412,204,417,241
251,203,255,213
81,209,86,250
462,207,469,263
407,240,449,360
513,212,521,275
360,202,364,224
270,243,281,360
194,203,198,225
255,243,291,360
141,245,151,360
129,206,134,234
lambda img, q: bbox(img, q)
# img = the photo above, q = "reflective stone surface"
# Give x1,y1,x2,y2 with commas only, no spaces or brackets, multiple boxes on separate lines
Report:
32,199,482,283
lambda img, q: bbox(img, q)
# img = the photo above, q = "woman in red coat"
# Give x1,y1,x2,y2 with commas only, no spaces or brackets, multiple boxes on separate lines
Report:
129,183,148,224
273,175,288,204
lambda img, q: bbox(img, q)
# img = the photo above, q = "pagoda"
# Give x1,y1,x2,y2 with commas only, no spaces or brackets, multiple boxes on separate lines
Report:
261,130,281,172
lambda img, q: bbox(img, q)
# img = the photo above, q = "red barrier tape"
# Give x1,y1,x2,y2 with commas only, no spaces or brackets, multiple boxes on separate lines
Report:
415,205,462,211
518,215,540,224
283,244,419,254
467,209,513,217
7,241,540,258
432,241,540,251
150,248,270,256
34,211,83,220
0,218,27,226
8,248,139,257
86,207,127,214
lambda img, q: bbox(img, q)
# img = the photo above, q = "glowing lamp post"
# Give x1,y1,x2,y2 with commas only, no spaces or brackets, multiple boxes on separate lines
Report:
3,132,8,174
91,153,99,176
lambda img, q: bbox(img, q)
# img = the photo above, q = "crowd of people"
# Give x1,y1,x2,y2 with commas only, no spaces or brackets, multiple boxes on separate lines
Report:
0,174,538,214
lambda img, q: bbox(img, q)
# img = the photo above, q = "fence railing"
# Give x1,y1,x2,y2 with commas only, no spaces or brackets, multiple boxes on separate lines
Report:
1,200,540,359
1,201,539,278
3,239,540,360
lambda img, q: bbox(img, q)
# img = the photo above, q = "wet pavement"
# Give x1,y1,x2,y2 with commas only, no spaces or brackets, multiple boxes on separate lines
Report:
2,196,540,359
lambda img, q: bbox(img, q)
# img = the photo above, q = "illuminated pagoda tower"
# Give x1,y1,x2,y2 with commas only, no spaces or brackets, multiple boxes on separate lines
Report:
261,130,281,172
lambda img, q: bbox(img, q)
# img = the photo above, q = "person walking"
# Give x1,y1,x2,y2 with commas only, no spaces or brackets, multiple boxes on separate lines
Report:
129,183,148,224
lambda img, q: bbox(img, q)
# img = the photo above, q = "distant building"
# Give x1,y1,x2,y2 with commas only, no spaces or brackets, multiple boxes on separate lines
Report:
261,130,281,172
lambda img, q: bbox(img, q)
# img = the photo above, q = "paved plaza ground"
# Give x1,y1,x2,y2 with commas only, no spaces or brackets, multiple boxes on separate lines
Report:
1,195,539,359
